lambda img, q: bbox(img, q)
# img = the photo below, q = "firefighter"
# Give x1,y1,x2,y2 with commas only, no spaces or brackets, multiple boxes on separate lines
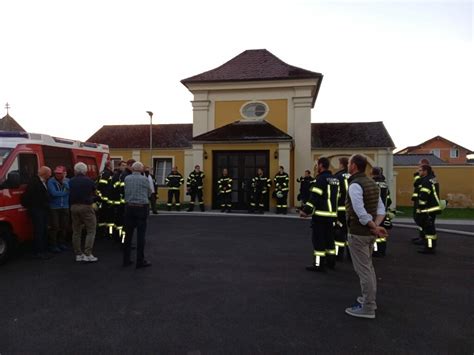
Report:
249,168,271,214
187,165,205,212
217,168,233,213
96,162,115,238
415,164,443,254
334,157,351,261
300,157,339,272
273,166,289,214
111,159,134,242
296,170,312,211
371,167,393,257
165,166,184,211
412,158,430,244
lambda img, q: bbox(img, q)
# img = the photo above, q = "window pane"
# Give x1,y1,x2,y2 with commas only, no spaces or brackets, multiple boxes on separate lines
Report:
14,154,38,184
154,158,172,185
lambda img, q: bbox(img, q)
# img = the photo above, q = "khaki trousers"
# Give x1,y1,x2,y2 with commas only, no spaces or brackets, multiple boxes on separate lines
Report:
348,233,377,311
71,204,97,256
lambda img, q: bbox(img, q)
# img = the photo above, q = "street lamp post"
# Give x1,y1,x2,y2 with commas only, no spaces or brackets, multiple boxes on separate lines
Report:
146,111,153,172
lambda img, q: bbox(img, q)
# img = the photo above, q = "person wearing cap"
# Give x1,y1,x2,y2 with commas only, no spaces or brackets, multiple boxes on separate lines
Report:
47,166,70,253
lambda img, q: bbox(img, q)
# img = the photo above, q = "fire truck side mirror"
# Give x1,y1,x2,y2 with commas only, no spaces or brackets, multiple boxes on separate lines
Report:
5,171,21,189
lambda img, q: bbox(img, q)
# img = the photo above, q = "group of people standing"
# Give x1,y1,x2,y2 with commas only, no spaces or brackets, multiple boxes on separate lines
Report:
299,155,393,319
299,155,444,319
22,163,99,262
297,157,393,267
161,164,291,215
22,159,154,268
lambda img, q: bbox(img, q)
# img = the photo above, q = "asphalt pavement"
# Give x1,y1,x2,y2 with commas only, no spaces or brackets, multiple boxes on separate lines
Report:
0,213,473,354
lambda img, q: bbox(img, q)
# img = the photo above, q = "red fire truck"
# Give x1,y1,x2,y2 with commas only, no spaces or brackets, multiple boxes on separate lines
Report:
0,131,109,264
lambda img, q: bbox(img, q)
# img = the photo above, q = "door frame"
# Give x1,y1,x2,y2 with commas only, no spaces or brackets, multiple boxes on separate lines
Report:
212,150,270,210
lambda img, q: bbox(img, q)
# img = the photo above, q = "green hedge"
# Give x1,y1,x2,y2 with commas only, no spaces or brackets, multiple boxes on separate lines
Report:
395,206,474,219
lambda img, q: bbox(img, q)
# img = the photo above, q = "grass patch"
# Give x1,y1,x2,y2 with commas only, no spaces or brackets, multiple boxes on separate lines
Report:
395,206,474,219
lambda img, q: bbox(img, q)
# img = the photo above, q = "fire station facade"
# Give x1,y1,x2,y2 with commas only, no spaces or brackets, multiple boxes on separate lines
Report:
88,49,395,210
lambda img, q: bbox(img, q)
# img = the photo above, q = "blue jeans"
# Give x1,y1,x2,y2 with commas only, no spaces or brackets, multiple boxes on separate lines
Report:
123,205,149,264
29,207,49,254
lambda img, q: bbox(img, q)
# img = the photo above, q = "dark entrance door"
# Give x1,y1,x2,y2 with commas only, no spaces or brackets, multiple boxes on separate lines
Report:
213,151,270,210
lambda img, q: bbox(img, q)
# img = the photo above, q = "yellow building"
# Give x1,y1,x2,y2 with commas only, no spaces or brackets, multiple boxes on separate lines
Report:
394,154,474,208
89,49,395,210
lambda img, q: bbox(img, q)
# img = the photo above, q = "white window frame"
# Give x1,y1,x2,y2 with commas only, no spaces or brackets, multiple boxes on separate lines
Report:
450,148,459,158
153,156,174,186
431,149,441,158
240,101,269,120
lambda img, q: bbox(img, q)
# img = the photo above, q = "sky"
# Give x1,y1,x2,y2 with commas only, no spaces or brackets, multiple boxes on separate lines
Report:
0,0,472,152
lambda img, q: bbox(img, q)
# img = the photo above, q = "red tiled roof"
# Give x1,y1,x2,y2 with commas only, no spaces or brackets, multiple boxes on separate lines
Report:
311,122,395,149
398,136,473,155
193,120,293,142
87,124,193,149
0,114,26,132
181,49,322,85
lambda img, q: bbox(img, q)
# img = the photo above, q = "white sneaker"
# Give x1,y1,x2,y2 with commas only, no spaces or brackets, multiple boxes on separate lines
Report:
75,254,85,262
83,254,98,262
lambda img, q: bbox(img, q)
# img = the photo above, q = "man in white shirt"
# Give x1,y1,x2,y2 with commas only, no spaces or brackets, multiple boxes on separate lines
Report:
344,154,387,319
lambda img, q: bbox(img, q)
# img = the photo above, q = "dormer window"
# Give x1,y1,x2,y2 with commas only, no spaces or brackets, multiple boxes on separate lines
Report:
240,101,269,120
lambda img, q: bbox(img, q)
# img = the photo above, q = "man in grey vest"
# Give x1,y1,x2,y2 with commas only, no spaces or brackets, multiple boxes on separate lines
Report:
345,154,387,319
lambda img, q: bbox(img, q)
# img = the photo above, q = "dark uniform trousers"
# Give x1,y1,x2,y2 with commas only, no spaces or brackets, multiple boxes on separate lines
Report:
418,213,437,250
311,216,336,268
189,189,204,211
167,190,181,210
220,192,232,211
334,210,348,259
276,193,288,214
123,205,149,265
251,191,266,212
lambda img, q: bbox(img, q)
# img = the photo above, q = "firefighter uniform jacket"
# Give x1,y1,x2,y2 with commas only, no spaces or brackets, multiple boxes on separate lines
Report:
110,170,124,206
334,169,351,214
373,175,392,210
252,175,271,194
97,168,113,205
187,171,205,191
412,172,421,204
166,172,184,190
417,174,442,214
274,172,289,194
217,175,233,194
296,175,313,202
302,170,339,219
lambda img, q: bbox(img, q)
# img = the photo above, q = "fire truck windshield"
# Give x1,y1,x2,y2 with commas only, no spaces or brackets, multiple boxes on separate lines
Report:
0,148,12,166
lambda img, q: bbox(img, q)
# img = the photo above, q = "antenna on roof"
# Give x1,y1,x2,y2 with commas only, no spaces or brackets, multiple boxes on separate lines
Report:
5,102,10,115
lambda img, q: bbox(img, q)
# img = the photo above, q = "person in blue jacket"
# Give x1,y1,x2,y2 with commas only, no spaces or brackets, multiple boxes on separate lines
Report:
47,165,70,253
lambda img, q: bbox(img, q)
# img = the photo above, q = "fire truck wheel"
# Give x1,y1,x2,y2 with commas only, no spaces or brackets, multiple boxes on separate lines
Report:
0,226,12,265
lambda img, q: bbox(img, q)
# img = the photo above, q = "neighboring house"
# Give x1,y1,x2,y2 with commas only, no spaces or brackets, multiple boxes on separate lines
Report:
394,153,474,208
397,136,473,164
88,49,396,210
393,153,447,166
0,113,26,132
